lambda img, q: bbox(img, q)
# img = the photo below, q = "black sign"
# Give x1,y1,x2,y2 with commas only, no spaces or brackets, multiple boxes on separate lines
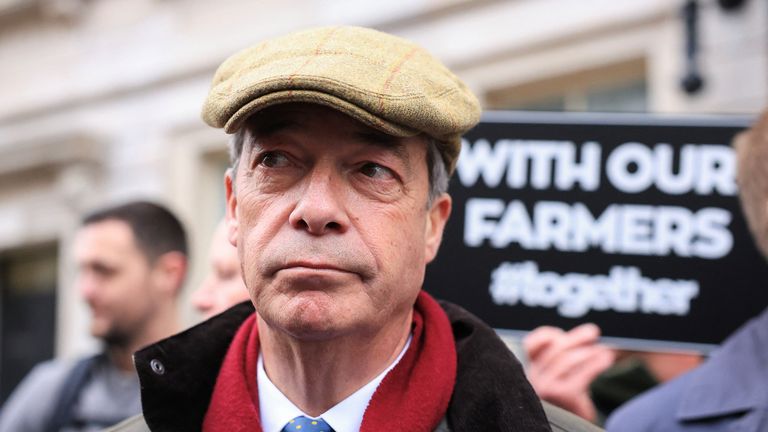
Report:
424,111,766,352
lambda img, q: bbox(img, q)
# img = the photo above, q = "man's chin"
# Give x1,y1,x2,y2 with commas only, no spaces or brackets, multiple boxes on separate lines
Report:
94,326,131,349
89,323,108,340
288,321,343,341
264,308,343,342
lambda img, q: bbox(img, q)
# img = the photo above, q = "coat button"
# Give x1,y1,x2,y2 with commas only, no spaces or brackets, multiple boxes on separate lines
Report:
150,359,166,375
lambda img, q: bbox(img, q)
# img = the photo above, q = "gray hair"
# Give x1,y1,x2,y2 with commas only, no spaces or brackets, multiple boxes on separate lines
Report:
228,129,449,207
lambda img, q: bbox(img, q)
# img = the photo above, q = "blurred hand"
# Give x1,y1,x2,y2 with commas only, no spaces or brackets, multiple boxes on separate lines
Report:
524,323,615,422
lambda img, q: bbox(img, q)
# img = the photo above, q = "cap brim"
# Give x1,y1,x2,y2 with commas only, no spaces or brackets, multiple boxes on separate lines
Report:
223,90,421,138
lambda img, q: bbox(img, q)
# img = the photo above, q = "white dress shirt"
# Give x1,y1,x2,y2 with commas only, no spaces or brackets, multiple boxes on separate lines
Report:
258,336,412,432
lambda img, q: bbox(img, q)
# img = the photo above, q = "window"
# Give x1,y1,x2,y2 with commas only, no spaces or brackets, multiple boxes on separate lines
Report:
0,244,58,404
486,59,647,113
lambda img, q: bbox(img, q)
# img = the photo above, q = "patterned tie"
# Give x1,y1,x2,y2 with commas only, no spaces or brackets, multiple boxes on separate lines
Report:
281,415,335,432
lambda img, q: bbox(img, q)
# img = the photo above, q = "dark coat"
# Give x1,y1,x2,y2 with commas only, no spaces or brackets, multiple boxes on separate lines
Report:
108,300,602,432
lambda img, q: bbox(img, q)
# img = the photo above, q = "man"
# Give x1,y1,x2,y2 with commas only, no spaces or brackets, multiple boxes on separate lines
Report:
191,218,249,319
112,26,601,432
0,201,187,432
604,111,768,431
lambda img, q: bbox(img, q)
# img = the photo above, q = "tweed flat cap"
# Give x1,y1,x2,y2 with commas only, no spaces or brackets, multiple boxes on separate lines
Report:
201,26,481,173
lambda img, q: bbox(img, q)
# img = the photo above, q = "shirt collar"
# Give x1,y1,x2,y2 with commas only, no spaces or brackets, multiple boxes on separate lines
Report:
258,336,412,432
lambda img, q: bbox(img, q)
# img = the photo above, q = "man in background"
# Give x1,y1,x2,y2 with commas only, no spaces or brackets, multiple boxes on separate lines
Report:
0,201,187,432
191,218,249,319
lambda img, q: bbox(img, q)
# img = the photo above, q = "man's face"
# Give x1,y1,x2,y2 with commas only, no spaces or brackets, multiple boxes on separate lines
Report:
192,222,249,319
226,103,451,340
73,220,159,347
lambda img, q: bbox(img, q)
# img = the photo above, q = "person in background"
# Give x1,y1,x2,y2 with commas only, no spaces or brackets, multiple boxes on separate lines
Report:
604,110,768,431
0,201,187,432
192,218,249,319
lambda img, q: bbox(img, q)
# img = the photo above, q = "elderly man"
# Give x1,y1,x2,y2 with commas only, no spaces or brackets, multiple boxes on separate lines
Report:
0,201,187,432
604,111,768,431
112,26,601,432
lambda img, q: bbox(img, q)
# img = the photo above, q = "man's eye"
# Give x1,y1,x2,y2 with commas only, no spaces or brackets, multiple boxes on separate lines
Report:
259,152,290,168
360,163,393,179
91,264,117,278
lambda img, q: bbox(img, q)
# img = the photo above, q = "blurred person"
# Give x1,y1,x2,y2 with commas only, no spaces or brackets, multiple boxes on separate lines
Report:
0,201,188,432
191,218,249,319
109,26,601,432
604,110,768,431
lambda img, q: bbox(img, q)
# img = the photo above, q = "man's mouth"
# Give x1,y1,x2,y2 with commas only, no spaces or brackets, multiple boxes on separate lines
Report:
263,253,374,281
281,261,350,273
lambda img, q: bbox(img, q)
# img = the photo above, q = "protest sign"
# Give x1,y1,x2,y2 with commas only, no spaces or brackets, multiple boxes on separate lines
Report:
425,111,765,351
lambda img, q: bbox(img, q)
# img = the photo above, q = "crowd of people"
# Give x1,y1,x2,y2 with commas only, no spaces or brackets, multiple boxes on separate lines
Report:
0,25,766,432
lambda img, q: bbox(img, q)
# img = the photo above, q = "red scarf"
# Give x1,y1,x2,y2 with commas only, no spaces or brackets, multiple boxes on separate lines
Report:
203,291,457,432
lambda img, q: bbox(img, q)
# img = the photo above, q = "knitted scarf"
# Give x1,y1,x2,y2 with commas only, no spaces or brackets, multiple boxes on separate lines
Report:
202,290,457,432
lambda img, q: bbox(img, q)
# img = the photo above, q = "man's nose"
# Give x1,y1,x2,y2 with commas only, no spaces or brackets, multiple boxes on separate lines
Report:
288,170,350,235
77,274,98,302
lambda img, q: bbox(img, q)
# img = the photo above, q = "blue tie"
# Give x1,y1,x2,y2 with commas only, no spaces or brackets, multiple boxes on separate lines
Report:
281,415,335,432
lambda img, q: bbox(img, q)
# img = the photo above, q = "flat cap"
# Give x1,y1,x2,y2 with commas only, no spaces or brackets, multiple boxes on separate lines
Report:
202,26,481,173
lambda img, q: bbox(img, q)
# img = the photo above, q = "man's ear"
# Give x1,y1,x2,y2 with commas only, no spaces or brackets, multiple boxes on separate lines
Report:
152,252,188,297
225,168,239,248
425,193,452,263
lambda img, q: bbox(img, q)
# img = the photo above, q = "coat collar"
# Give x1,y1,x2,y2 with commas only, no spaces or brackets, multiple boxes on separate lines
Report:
134,301,255,432
132,298,550,432
676,306,768,421
437,301,550,432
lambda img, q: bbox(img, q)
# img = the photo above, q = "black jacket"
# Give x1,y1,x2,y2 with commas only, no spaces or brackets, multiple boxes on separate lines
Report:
116,300,600,431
